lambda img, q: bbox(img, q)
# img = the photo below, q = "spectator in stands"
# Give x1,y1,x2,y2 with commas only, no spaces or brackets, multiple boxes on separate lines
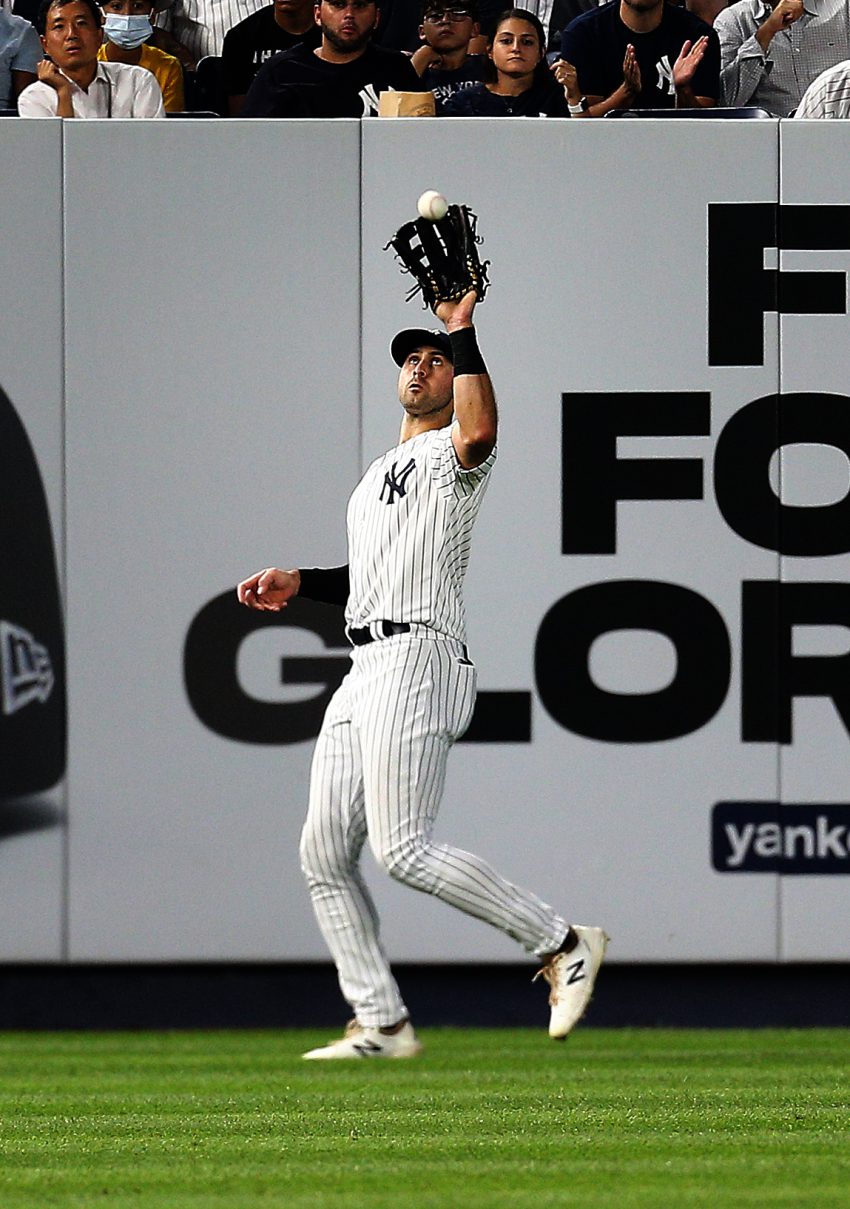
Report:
559,0,719,114
241,0,425,116
411,0,486,110
795,56,850,116
155,0,266,62
1,4,42,108
442,7,571,113
145,1,195,68
715,0,850,116
97,0,184,108
19,0,165,113
686,0,728,26
222,0,319,114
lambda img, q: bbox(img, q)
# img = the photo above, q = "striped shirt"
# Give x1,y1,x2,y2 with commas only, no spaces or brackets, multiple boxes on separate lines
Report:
156,0,266,61
795,56,850,114
716,0,850,116
345,423,496,642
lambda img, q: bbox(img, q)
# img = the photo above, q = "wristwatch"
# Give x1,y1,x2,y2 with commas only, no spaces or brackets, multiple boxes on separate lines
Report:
567,97,589,114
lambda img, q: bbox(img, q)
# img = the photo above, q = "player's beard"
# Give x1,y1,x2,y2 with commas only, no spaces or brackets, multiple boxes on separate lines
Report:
321,20,373,54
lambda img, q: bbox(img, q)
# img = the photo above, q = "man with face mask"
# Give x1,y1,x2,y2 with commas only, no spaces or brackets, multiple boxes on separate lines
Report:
96,0,184,109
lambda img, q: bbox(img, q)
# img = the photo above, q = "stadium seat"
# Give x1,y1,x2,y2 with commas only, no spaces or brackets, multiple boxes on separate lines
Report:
190,55,226,116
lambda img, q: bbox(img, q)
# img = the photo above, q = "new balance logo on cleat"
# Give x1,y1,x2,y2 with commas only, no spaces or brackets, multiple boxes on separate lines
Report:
351,1039,384,1056
302,1019,423,1060
535,925,609,1040
565,960,586,985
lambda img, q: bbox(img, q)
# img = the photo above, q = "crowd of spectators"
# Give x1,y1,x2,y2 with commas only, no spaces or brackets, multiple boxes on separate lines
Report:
3,0,850,118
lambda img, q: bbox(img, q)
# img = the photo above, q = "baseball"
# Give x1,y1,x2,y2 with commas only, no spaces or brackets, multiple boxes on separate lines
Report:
417,190,449,222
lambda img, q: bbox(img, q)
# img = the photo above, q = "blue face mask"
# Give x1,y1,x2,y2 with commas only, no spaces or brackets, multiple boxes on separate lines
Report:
103,13,153,49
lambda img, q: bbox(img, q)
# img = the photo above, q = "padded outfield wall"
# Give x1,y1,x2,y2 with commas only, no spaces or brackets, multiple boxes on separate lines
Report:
1,116,849,965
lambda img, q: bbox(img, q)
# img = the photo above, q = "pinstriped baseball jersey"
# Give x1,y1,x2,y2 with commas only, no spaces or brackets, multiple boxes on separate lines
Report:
345,422,496,639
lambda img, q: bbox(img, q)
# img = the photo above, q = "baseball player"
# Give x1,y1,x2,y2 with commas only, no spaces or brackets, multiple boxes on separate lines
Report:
237,289,607,1058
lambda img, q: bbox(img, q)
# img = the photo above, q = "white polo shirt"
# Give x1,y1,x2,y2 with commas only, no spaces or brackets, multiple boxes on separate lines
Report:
18,60,165,117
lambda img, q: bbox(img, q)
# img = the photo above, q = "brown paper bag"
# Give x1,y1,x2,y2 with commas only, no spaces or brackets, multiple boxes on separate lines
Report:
378,91,436,117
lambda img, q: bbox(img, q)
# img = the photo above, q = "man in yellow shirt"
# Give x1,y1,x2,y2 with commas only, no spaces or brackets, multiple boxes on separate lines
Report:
97,0,184,109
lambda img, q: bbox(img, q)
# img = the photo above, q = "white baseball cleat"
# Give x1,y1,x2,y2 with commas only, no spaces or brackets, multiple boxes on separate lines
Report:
302,1018,423,1060
534,925,609,1039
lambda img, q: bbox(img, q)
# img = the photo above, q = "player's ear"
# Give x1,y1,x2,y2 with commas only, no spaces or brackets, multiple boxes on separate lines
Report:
419,23,426,39
471,20,480,36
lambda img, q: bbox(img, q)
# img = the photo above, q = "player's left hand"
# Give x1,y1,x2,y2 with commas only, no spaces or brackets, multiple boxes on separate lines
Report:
672,36,708,87
435,289,477,332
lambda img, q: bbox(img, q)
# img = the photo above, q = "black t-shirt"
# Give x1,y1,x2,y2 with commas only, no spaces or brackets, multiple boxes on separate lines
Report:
242,40,426,116
422,55,487,112
561,0,719,108
221,5,321,98
441,74,570,116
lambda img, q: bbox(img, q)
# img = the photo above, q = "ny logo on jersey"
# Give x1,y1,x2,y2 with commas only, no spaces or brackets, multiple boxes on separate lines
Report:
655,54,674,95
380,457,416,504
359,83,381,115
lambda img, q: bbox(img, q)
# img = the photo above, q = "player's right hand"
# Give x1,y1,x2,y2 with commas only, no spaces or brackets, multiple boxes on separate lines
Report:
236,567,300,611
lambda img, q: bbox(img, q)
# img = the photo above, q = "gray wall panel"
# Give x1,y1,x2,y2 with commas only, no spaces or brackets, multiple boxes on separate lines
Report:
64,121,361,958
0,120,65,960
361,119,781,961
778,121,850,959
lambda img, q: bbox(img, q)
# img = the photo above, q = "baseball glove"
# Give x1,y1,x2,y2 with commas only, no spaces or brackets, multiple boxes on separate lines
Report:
385,204,490,309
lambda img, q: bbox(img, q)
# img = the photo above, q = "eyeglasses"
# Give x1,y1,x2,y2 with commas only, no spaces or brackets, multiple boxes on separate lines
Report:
423,9,473,22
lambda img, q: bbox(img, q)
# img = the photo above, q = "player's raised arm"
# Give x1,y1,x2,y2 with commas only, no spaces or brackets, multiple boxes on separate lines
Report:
435,290,497,470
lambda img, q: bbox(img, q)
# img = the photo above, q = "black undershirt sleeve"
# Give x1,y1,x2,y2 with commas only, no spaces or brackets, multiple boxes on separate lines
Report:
297,565,350,606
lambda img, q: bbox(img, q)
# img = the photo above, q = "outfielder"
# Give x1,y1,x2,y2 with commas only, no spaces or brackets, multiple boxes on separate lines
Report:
238,264,606,1058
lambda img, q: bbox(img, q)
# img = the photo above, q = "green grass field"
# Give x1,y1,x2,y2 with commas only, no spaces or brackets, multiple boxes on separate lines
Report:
0,1029,848,1209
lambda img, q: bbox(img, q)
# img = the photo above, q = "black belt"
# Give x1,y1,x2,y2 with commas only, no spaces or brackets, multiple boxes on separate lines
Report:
348,621,411,646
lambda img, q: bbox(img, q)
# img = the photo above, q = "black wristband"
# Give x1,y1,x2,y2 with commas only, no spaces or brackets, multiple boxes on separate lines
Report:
449,326,487,377
298,565,350,607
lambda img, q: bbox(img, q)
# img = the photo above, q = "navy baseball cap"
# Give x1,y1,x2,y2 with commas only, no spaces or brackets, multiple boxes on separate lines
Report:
391,328,453,366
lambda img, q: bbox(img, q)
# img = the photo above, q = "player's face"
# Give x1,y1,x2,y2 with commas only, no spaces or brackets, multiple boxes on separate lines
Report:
420,7,478,52
317,0,379,53
397,346,454,416
41,1,103,69
489,17,542,79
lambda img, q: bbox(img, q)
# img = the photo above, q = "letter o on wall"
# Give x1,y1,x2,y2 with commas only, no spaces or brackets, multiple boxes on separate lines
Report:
714,392,850,556
534,581,731,742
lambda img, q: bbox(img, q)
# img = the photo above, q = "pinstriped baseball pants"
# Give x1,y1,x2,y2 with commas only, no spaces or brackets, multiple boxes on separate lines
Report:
299,634,569,1028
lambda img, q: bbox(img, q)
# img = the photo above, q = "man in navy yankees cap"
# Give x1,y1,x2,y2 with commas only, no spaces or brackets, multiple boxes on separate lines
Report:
238,289,608,1059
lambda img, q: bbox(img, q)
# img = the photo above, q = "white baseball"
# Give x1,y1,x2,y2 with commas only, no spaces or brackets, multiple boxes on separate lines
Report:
417,190,449,222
